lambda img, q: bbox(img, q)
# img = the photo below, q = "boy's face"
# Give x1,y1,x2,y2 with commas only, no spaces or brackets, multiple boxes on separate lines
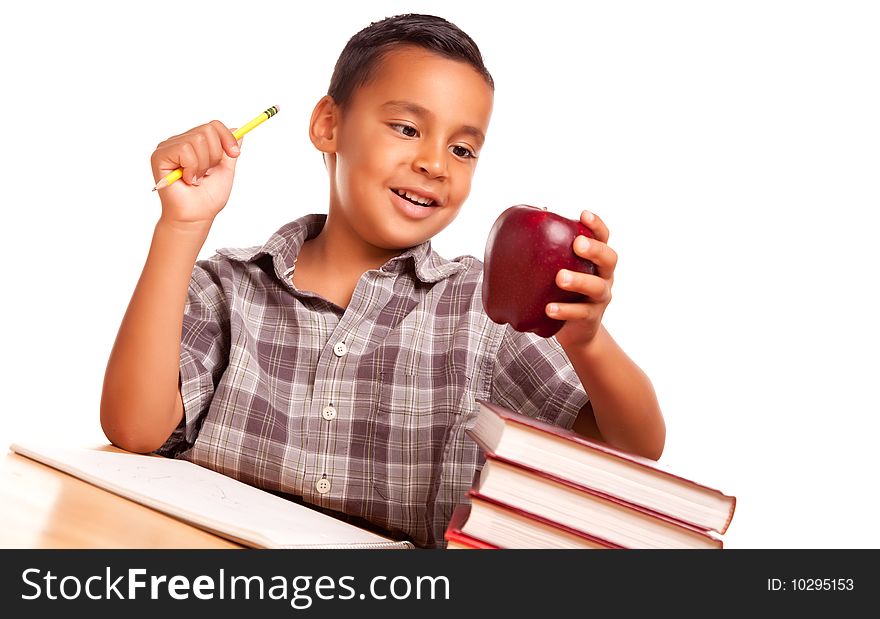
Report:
324,45,494,251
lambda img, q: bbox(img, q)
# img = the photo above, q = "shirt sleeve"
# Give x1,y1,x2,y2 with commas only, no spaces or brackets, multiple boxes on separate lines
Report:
490,325,590,430
154,258,231,457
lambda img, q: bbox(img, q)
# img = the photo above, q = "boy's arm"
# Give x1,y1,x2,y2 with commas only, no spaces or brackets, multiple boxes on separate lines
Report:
545,210,665,460
100,220,209,453
101,121,241,454
567,325,665,460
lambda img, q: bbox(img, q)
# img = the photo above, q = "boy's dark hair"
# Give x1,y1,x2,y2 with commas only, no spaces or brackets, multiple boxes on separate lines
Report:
328,14,494,110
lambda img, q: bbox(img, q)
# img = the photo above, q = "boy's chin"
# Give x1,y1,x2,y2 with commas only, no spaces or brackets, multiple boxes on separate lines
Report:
379,230,433,250
342,200,458,247
371,221,439,250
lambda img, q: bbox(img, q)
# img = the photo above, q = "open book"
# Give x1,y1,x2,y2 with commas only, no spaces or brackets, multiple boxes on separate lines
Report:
9,442,413,549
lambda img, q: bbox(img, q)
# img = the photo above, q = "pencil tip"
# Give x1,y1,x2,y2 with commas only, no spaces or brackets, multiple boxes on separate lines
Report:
151,187,157,192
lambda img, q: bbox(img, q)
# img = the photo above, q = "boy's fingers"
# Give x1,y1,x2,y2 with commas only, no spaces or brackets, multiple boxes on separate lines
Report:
573,235,618,278
581,210,609,243
556,270,611,302
177,142,200,185
187,124,227,180
152,120,243,186
202,125,224,168
546,300,603,322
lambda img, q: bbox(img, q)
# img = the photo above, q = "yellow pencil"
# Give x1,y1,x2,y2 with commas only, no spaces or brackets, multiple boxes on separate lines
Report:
152,105,280,191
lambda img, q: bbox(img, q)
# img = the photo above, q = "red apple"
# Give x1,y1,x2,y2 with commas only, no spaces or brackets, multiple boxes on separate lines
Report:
482,205,596,338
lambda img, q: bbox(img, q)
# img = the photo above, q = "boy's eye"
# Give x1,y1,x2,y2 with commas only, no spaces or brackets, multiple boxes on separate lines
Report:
390,123,418,137
451,145,476,159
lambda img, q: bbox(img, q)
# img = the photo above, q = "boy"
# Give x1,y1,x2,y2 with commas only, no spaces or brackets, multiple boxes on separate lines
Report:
101,14,665,548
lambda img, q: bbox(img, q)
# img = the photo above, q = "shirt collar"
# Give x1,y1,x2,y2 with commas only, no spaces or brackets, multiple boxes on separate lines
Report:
214,213,466,284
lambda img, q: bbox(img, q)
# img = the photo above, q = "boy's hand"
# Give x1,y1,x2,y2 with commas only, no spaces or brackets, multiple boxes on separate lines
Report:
150,120,242,227
547,210,618,350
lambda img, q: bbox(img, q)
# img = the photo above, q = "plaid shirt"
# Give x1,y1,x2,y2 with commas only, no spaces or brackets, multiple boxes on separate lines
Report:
157,213,589,548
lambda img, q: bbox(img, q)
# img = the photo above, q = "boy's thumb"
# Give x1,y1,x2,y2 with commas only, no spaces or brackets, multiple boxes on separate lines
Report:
225,128,244,158
218,129,243,171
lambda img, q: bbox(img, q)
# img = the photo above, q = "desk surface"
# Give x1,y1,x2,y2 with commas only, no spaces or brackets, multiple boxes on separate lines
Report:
0,446,242,548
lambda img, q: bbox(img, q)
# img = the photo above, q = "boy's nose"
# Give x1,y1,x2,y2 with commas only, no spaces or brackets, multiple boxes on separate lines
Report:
413,141,448,179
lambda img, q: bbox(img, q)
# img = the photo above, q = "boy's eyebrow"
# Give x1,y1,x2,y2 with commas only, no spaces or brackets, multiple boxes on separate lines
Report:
382,99,485,146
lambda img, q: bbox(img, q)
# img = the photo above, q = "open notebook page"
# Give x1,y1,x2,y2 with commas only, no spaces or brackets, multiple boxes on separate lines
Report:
10,442,413,549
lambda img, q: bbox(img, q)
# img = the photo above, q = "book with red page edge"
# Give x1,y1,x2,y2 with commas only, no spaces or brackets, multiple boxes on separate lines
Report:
446,536,494,550
444,504,499,549
476,453,723,549
469,398,736,534
460,491,623,549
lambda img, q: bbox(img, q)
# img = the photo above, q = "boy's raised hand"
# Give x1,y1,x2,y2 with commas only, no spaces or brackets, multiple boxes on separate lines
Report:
150,120,242,227
547,210,619,351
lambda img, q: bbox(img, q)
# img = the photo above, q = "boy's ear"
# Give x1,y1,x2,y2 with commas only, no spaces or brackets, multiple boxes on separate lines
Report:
309,95,339,154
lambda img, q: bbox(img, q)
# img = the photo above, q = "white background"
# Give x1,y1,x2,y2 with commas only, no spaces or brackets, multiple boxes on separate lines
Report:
1,0,878,549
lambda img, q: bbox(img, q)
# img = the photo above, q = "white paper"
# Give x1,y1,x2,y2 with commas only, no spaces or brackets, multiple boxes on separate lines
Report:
10,442,412,549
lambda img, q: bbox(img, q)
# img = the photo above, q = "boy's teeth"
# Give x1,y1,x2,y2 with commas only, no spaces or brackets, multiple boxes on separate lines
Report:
395,189,434,206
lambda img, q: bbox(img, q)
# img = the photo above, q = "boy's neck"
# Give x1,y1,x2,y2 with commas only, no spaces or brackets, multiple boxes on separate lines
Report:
292,210,421,309
302,210,405,277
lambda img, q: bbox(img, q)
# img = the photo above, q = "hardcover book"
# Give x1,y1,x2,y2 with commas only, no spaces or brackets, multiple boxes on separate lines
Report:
444,508,499,550
469,398,736,534
446,497,621,549
475,453,723,549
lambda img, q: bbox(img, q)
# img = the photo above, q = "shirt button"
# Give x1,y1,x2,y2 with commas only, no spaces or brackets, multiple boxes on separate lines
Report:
333,342,347,356
321,405,337,421
315,477,331,494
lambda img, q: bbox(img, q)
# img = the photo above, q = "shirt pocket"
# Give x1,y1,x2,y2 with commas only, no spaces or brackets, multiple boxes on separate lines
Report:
370,364,471,530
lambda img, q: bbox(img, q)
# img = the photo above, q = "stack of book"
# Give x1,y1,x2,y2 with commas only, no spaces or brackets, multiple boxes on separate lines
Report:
445,399,736,549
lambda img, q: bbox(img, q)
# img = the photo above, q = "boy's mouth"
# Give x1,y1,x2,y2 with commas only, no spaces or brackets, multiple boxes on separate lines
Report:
391,188,437,207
